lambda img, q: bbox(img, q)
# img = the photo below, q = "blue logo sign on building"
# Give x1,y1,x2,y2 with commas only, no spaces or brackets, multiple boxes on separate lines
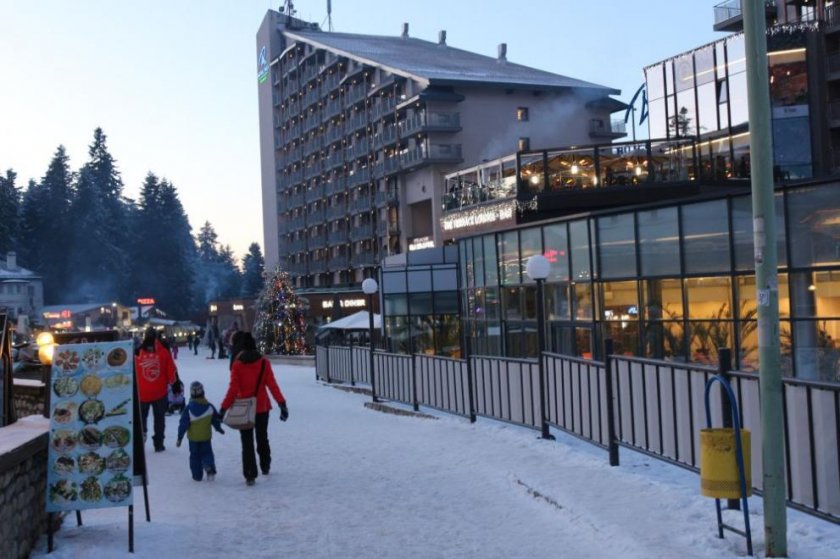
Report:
257,46,269,84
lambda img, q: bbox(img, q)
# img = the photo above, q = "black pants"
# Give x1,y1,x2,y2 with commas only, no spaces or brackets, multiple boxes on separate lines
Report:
239,411,270,480
141,396,168,449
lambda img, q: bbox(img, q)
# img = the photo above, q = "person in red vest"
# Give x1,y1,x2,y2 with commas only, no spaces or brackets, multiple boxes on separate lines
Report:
135,327,177,452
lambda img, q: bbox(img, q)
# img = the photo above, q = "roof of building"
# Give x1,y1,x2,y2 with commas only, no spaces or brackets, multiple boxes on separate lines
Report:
284,29,621,95
0,256,40,280
41,303,112,316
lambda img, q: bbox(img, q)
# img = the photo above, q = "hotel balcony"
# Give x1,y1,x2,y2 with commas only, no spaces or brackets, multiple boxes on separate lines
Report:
285,238,306,253
286,216,306,232
375,190,399,207
324,178,346,196
400,143,463,171
309,234,328,250
305,185,325,203
375,221,401,237
349,195,373,214
328,229,349,244
713,0,776,32
399,112,461,137
287,191,306,209
589,118,627,140
346,168,371,188
350,250,378,267
349,223,374,241
326,205,347,220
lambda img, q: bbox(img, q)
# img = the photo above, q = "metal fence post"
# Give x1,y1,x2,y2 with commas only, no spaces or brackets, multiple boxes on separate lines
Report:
718,347,739,511
465,332,476,423
411,353,419,412
604,338,620,466
325,346,331,384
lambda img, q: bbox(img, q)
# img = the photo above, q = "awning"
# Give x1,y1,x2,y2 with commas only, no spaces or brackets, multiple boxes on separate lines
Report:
318,310,381,331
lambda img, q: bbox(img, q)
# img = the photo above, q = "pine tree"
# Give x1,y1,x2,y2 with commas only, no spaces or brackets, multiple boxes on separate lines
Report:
241,242,265,297
217,244,242,298
0,169,20,254
21,146,75,302
253,266,308,355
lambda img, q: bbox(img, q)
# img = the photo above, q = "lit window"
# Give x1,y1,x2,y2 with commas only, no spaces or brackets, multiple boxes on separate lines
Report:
518,137,530,151
517,107,529,121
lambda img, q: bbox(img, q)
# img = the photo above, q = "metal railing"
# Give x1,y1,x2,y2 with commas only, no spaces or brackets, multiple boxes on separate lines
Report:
315,343,840,524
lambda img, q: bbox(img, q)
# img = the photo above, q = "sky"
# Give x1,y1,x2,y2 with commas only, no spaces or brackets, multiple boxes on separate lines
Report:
24,353,840,558
0,1,724,261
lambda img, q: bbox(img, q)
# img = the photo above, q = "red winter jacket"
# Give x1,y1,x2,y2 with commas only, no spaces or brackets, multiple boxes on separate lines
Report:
222,355,285,414
134,340,177,403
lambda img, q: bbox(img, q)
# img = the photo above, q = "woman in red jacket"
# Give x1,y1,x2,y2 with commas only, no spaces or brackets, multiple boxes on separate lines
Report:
221,332,288,485
134,327,177,452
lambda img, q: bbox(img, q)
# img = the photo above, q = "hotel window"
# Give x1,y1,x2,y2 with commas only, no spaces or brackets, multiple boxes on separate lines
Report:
517,107,529,121
518,137,530,151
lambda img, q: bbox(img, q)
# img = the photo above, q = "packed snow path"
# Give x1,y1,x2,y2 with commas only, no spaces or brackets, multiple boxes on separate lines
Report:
33,351,839,558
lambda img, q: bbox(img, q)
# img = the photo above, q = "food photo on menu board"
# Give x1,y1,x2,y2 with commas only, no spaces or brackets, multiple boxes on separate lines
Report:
46,341,135,512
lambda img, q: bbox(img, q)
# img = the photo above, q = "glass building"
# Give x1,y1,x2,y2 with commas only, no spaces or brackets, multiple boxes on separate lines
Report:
458,180,840,382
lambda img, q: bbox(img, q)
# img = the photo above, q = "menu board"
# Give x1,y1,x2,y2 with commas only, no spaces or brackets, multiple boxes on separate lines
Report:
46,341,134,512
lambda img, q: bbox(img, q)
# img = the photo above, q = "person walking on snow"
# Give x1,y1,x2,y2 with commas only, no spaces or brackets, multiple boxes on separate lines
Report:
220,332,288,485
134,327,177,452
177,381,225,481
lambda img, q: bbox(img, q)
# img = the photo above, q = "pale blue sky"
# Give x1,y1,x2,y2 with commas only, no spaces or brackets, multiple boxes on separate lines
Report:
0,0,721,260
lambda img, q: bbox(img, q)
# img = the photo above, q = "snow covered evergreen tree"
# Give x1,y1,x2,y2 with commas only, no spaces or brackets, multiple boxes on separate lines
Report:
253,266,308,355
0,169,20,254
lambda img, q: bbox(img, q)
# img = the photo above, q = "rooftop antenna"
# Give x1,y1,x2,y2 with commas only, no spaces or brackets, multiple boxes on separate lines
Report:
280,0,296,24
327,0,333,31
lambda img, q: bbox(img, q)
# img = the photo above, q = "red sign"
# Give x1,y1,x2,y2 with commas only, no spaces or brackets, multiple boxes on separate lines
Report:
137,298,155,305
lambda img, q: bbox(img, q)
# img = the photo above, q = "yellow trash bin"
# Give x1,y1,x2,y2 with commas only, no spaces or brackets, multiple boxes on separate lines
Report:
700,428,752,499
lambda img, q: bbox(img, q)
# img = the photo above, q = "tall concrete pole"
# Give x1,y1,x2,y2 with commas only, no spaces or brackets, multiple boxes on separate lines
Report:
742,1,787,555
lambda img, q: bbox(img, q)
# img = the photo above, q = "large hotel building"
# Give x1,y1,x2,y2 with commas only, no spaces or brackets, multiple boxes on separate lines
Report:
255,9,627,308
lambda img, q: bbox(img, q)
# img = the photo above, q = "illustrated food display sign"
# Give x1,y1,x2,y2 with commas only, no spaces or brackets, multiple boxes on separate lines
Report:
46,341,134,512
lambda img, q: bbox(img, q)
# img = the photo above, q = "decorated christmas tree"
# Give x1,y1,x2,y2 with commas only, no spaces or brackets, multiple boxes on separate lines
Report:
253,266,308,355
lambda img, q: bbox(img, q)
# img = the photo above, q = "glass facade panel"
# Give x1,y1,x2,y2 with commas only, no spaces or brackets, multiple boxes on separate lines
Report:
728,72,749,127
411,314,435,354
737,274,790,319
384,293,408,315
520,227,542,284
638,207,680,276
436,314,461,357
499,231,520,284
648,98,667,139
689,321,732,366
643,278,684,321
545,283,571,320
697,82,718,136
574,283,593,319
383,271,407,293
569,220,591,281
602,281,638,321
522,285,538,320
471,238,484,287
682,200,731,274
674,89,697,137
646,63,664,100
434,291,459,314
483,287,499,320
644,322,686,361
409,292,433,315
686,277,732,320
520,153,545,193
483,234,499,286
727,34,746,74
731,194,786,271
543,223,569,282
598,214,636,279
503,286,521,320
791,319,840,382
788,185,840,267
432,268,458,291
407,270,432,292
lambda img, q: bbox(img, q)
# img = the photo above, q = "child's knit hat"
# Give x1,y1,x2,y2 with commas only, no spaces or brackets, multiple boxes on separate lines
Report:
190,381,205,398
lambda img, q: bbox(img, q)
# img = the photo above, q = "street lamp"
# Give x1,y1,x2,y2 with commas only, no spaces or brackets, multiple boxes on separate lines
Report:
362,278,379,403
525,254,552,440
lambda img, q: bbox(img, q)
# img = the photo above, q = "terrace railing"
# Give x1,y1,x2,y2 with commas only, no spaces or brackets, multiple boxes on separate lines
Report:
315,342,840,524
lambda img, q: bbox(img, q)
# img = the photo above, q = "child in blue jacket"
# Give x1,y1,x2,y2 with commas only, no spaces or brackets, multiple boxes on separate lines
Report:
177,381,225,481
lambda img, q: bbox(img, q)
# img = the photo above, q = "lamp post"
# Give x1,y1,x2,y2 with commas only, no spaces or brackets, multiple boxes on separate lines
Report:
362,278,379,403
525,254,552,440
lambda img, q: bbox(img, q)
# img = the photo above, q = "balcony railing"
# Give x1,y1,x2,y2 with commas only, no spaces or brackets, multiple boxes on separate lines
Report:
287,191,305,209
324,178,346,196
349,223,374,241
349,195,374,214
326,205,347,220
713,0,776,31
375,190,399,207
376,221,401,237
400,144,463,167
347,168,371,188
328,229,349,244
589,118,627,138
399,112,461,136
309,234,327,249
345,85,366,106
350,251,378,267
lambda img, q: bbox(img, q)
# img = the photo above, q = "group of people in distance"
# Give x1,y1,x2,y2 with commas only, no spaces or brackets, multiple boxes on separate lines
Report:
133,326,289,485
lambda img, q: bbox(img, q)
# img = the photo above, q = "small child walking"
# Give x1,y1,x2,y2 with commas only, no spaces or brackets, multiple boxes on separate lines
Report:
177,381,225,481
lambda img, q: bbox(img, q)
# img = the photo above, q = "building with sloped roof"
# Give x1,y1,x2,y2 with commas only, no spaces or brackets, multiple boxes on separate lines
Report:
0,252,42,321
256,9,627,292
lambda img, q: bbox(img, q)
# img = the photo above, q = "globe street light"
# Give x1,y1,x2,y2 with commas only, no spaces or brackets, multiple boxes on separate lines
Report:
362,278,379,403
525,254,552,440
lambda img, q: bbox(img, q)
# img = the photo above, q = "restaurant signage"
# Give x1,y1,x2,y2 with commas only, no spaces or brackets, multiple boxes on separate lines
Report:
46,340,134,512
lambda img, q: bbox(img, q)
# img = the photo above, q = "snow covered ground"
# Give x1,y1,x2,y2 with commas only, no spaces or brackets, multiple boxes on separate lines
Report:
31,350,839,558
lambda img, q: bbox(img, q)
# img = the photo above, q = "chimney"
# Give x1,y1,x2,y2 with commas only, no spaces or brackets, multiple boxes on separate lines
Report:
401,22,409,39
498,43,507,62
6,251,16,270
438,30,447,46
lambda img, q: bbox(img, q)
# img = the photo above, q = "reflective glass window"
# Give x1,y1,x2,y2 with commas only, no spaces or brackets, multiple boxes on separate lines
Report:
682,200,731,274
520,227,542,284
791,319,840,382
569,220,591,282
602,281,639,322
432,269,458,291
695,46,715,85
788,185,840,268
503,286,522,320
731,194,786,270
545,283,571,320
434,291,459,314
543,223,570,282
384,294,408,315
499,231,520,285
598,213,637,278
483,287,500,320
648,98,668,139
638,207,680,276
574,283,593,320
383,270,407,293
674,90,697,137
772,117,812,180
729,72,748,127
643,278,684,321
674,54,694,92
646,64,665,100
664,60,674,95
522,285,537,320
471,237,484,287
726,34,746,75
408,292,433,315
407,269,432,292
737,274,790,319
686,277,732,320
697,82,718,135
643,321,686,361
484,234,499,287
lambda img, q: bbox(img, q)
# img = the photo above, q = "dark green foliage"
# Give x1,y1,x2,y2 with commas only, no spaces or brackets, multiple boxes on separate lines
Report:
241,243,265,298
194,221,242,301
0,169,20,254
